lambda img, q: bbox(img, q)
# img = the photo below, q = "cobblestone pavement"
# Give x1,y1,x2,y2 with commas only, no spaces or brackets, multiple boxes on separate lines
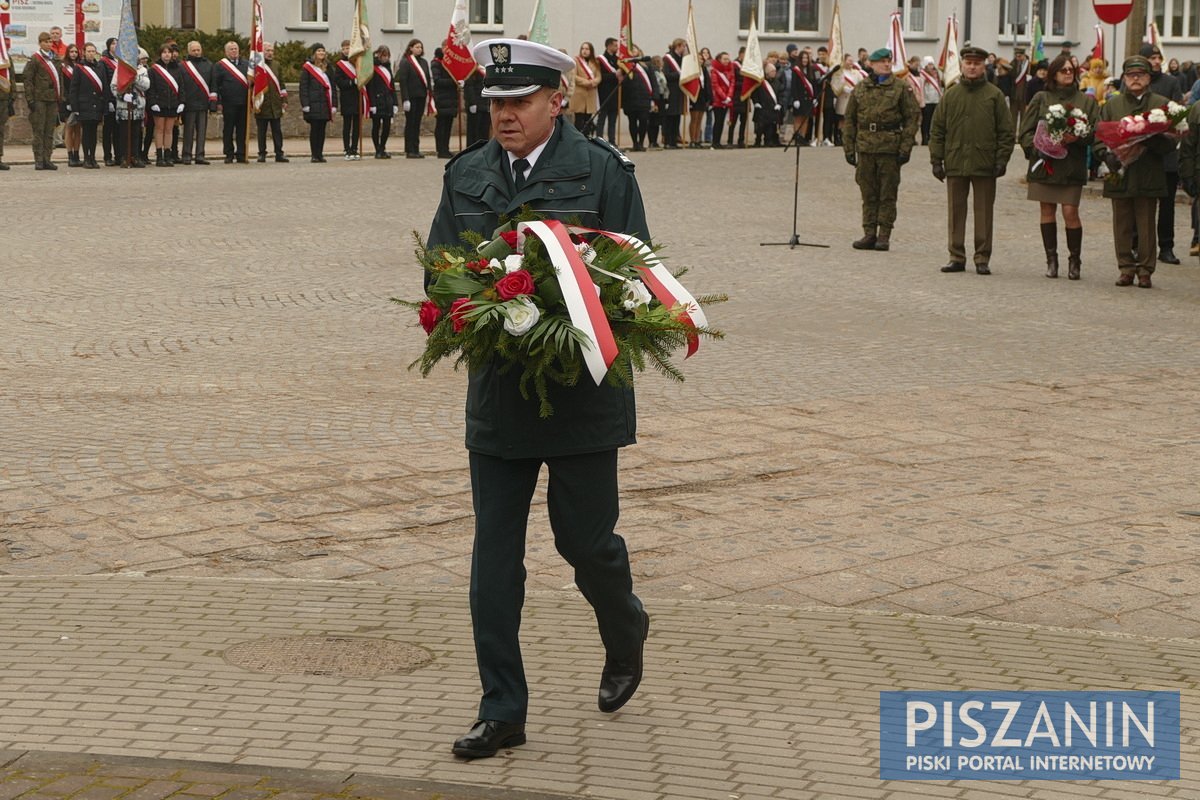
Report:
3,140,1200,797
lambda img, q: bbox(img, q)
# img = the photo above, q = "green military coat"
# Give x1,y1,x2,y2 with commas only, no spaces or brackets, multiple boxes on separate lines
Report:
843,75,919,158
254,61,286,119
23,53,62,104
1093,90,1173,199
1177,103,1200,182
930,76,1014,177
1019,86,1099,187
426,118,650,460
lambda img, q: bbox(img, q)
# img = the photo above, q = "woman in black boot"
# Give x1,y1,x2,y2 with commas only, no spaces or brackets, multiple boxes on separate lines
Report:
366,46,398,158
300,43,334,162
1018,55,1098,280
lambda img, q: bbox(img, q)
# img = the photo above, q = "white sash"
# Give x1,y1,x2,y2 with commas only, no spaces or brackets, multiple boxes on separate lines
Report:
373,64,392,86
80,64,105,93
303,61,333,111
152,63,179,96
1015,59,1029,85
576,57,596,82
597,53,617,75
407,55,434,114
218,58,249,87
760,80,777,104
664,53,682,73
36,53,62,98
183,59,215,101
258,62,285,96
632,63,653,95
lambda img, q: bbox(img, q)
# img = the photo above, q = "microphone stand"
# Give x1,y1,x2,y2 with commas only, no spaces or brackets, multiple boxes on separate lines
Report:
761,126,827,249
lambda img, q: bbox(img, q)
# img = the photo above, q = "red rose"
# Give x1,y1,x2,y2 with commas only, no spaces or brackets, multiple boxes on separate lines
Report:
499,230,520,248
449,297,475,333
495,269,535,300
418,300,442,334
466,259,490,273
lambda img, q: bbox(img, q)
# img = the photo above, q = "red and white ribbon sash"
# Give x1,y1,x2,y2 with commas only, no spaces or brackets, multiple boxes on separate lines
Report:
664,53,682,74
257,62,285,96
336,59,357,80
373,64,392,86
576,57,596,82
632,63,653,96
793,66,814,99
408,54,435,114
841,65,865,88
760,80,777,104
101,55,117,71
183,59,216,102
80,64,104,93
925,71,943,97
62,63,75,81
35,53,62,98
517,220,619,386
597,53,617,75
303,61,333,112
152,63,179,96
218,58,249,87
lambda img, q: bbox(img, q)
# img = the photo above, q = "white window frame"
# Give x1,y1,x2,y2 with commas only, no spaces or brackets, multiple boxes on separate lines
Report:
470,0,503,30
299,0,328,25
998,0,1067,40
1153,0,1200,39
740,0,821,35
902,0,926,35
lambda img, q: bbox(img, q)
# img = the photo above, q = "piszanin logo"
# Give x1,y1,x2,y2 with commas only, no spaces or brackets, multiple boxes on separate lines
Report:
880,691,1180,780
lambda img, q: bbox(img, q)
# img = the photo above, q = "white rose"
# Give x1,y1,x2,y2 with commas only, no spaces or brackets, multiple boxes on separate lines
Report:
503,254,524,273
1148,109,1167,124
502,297,540,336
1048,104,1065,117
574,242,597,265
620,279,653,311
1168,101,1186,116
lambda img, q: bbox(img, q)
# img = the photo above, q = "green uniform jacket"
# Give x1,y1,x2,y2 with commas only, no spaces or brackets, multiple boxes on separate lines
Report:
1093,90,1173,199
254,61,286,119
1177,103,1200,181
843,75,919,158
930,76,1014,177
1018,87,1099,187
426,118,650,460
23,53,62,104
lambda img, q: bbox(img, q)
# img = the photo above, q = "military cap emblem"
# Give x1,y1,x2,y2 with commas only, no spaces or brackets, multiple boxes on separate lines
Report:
491,44,510,65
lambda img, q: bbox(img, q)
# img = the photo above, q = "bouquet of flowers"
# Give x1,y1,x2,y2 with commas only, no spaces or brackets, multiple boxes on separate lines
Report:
394,214,725,418
1096,101,1189,178
1032,103,1093,159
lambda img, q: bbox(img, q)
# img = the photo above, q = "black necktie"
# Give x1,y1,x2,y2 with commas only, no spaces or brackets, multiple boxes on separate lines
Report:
513,158,529,191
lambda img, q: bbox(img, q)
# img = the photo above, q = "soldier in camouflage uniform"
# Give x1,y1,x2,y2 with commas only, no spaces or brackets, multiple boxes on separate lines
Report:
842,48,920,251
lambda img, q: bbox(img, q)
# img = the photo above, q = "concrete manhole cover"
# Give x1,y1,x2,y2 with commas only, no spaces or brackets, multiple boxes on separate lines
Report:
224,636,434,677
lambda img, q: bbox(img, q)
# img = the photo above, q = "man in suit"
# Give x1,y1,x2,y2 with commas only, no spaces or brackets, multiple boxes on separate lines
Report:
180,41,215,165
596,37,623,142
427,37,651,761
212,41,250,163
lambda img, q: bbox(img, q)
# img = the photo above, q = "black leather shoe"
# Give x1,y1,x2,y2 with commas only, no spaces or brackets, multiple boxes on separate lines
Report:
598,611,650,713
256,154,267,163
940,262,966,273
275,155,290,163
451,720,526,759
224,156,234,163
975,264,991,275
1158,248,1180,265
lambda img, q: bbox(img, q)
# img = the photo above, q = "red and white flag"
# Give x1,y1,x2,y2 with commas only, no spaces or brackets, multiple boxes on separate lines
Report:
618,0,633,73
1090,24,1104,64
680,2,701,102
887,10,909,76
740,10,764,100
442,0,475,82
0,19,11,93
939,15,960,87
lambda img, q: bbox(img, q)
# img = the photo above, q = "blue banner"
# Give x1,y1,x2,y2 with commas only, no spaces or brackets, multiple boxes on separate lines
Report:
880,691,1180,780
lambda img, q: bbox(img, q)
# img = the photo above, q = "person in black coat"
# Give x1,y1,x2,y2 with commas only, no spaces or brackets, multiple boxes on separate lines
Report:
364,45,398,158
300,43,334,162
661,38,686,148
431,47,459,158
146,44,183,167
596,38,623,142
99,38,119,165
622,48,653,151
179,40,215,164
212,40,251,162
752,63,782,147
396,38,432,158
334,40,362,159
69,43,107,168
463,66,489,146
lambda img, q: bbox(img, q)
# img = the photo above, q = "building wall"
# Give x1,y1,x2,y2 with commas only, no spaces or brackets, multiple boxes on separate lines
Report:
239,1,1195,69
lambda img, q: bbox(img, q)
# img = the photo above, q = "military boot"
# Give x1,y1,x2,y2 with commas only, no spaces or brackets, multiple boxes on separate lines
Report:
852,229,877,250
874,230,891,251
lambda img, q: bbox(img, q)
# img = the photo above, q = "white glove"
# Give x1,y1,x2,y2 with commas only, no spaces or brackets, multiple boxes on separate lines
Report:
469,104,477,113
66,104,72,111
457,80,464,88
151,104,160,112
754,102,762,109
176,103,184,113
793,100,801,109
108,102,115,112
392,105,399,115
369,105,377,114
123,93,134,103
774,104,781,111
302,106,310,113
403,100,411,112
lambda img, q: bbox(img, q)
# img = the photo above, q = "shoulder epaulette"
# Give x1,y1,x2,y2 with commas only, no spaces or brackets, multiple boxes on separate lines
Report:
590,136,635,171
445,138,487,170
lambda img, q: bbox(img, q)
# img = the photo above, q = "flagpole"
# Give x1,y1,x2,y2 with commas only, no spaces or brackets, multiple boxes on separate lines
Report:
457,83,464,152
616,84,622,147
244,14,254,161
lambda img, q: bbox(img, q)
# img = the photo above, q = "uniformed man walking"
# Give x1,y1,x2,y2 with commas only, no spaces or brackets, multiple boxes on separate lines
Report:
930,46,1014,275
26,32,64,170
427,38,651,760
842,47,920,251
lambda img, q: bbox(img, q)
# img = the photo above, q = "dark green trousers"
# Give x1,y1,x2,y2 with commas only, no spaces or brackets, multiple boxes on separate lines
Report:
468,449,644,723
856,153,902,235
28,100,58,164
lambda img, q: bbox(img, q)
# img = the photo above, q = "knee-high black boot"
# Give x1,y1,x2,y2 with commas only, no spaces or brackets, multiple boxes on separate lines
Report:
1040,221,1059,278
1066,226,1083,280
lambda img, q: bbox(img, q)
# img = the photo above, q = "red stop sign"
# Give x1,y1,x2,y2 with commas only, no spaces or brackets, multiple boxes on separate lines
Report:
1093,0,1134,24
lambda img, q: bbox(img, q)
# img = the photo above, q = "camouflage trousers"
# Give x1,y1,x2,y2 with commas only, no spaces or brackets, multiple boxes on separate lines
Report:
0,99,7,159
856,153,902,235
28,100,58,164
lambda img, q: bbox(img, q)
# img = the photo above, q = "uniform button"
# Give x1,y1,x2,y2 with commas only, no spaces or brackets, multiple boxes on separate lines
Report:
548,187,555,193
580,184,587,190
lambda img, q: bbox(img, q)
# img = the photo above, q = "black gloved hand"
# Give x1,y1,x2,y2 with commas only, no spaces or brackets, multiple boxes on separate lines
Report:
1184,177,1198,197
844,151,857,167
897,151,910,166
994,163,1007,178
1104,153,1122,174
931,161,946,182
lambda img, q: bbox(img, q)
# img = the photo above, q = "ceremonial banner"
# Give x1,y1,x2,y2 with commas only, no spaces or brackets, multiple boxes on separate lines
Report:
679,2,701,102
349,0,373,88
113,0,139,93
250,0,269,111
618,0,633,72
826,0,844,74
1032,15,1045,63
528,0,549,45
0,20,10,93
442,0,475,82
1090,24,1104,64
887,10,909,76
1146,21,1166,62
939,15,960,88
740,11,763,100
